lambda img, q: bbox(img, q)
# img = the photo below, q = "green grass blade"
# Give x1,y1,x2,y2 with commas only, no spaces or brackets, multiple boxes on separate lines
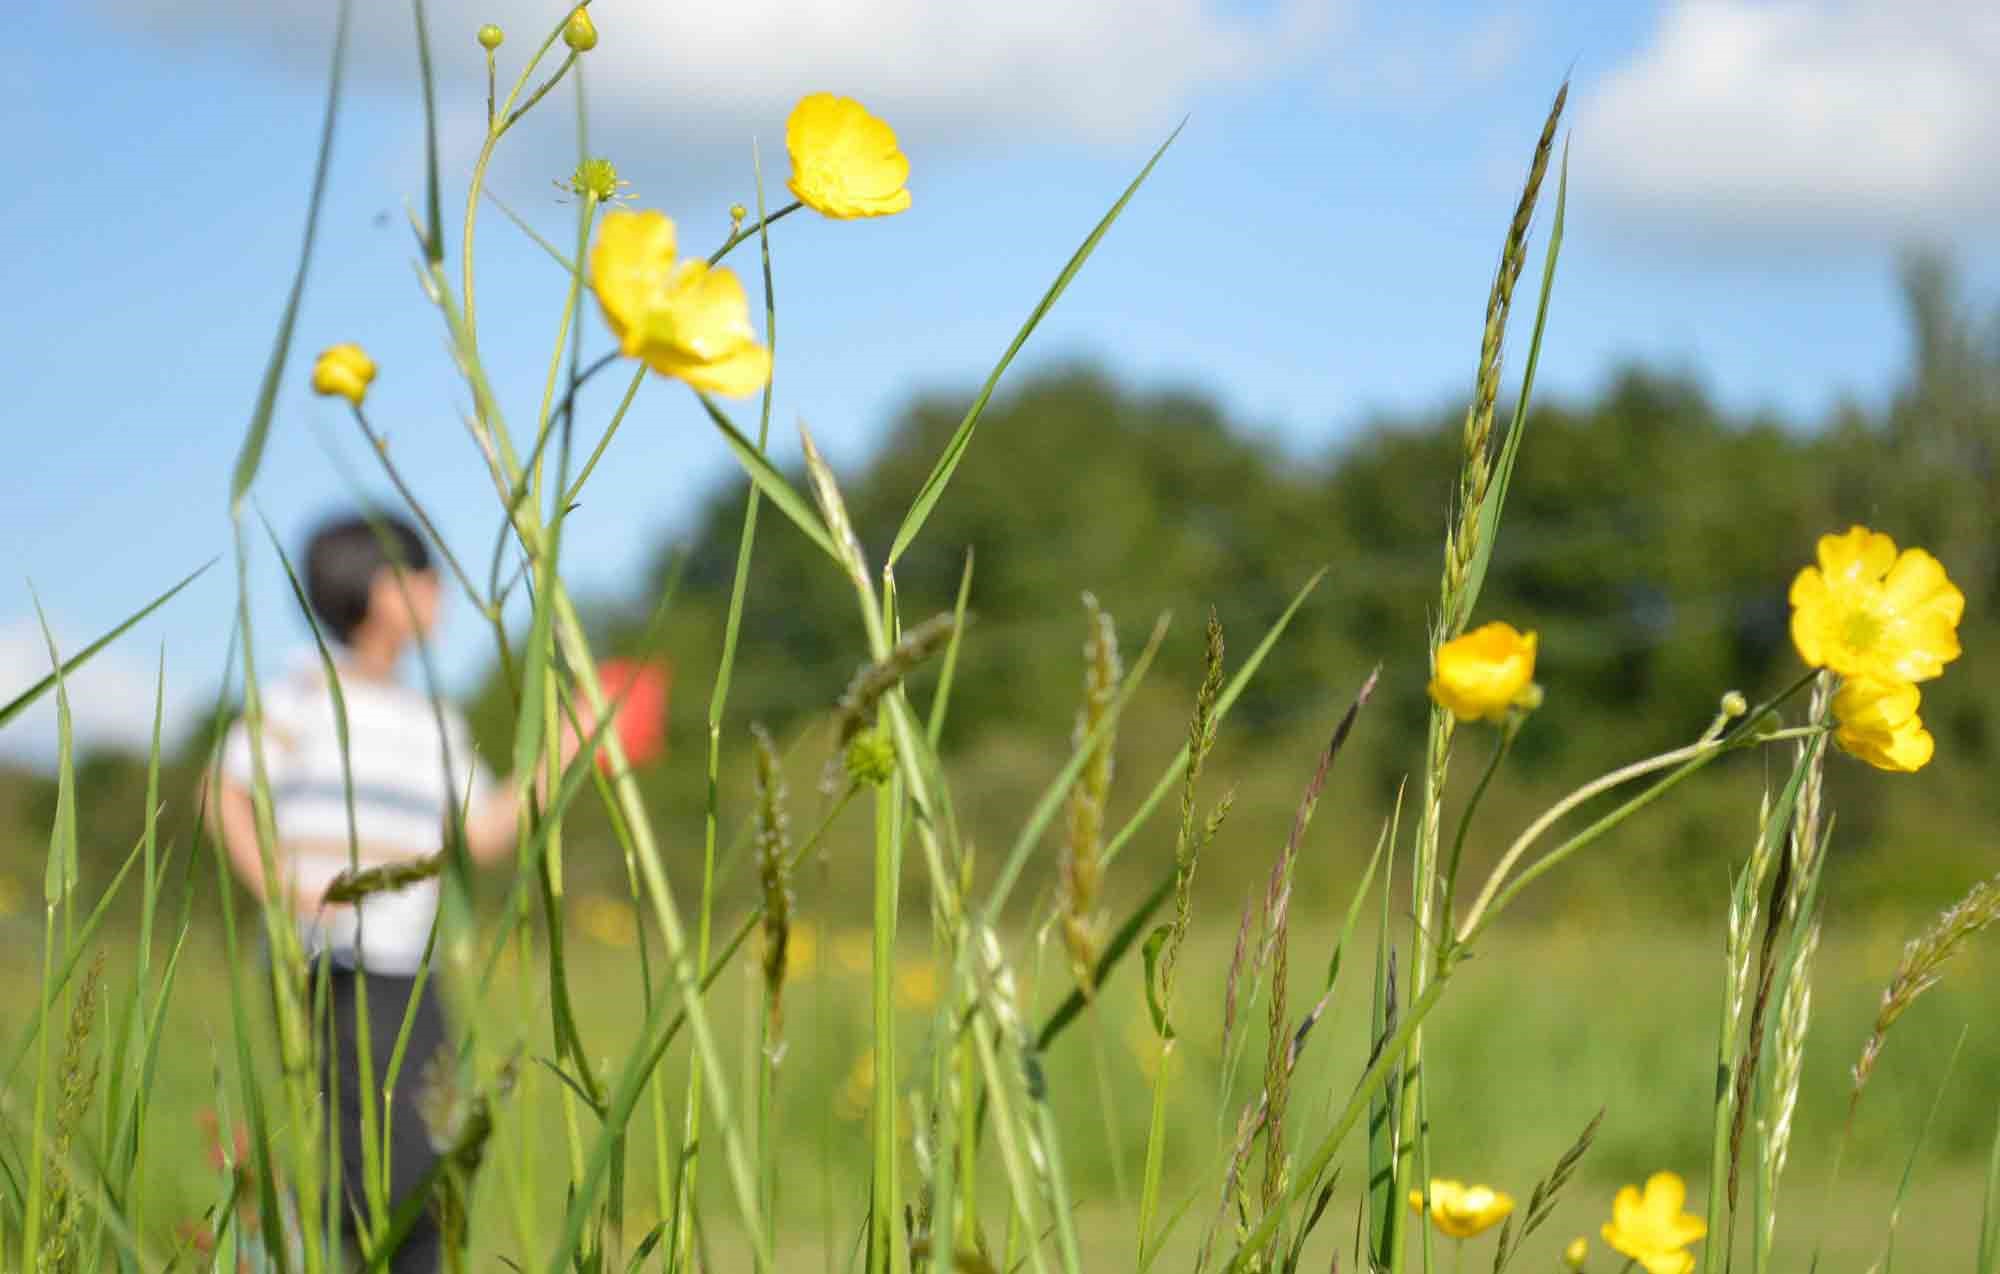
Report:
0,562,211,732
1978,1100,2000,1274
229,0,350,511
927,549,975,747
411,0,442,263
887,121,1182,567
697,393,840,564
1458,138,1566,632
31,597,78,908
1881,1027,1969,1274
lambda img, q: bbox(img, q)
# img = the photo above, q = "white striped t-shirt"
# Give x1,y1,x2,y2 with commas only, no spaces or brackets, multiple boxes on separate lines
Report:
221,651,497,975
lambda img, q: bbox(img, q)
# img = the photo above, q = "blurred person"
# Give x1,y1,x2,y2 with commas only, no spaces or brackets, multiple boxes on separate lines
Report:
207,511,577,1274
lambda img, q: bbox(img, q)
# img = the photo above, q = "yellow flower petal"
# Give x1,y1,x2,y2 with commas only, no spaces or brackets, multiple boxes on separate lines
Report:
1601,1171,1705,1274
1429,622,1539,724
1411,1178,1513,1239
786,93,912,219
588,209,772,397
1789,526,1965,685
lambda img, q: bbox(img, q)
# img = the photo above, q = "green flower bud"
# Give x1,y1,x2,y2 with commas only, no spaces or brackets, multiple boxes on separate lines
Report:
844,729,896,789
729,203,747,226
562,6,598,52
476,23,504,50
566,156,628,203
1720,690,1748,718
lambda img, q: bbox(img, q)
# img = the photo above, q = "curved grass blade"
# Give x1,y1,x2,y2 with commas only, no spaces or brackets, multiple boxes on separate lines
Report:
888,121,1183,567
0,562,213,732
229,0,351,511
698,393,840,564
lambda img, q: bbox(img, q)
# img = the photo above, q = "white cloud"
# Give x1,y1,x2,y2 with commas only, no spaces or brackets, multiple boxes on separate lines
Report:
0,620,198,769
97,0,1340,144
1577,0,2000,241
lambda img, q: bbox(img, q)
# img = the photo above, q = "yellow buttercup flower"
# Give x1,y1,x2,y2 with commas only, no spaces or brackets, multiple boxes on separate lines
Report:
1601,1172,1706,1274
785,93,912,219
1407,1178,1514,1239
1564,1236,1589,1269
1831,675,1934,773
1429,622,1539,723
588,209,772,398
1789,526,1964,684
310,344,375,406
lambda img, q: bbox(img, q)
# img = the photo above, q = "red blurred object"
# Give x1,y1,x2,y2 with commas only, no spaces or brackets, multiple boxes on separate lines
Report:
595,658,671,771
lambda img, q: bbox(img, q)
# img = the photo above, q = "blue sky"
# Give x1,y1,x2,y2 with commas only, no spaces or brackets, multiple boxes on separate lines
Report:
4,0,1998,764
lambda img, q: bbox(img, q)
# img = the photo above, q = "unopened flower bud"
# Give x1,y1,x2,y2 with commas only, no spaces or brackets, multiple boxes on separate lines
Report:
1563,1236,1588,1270
1721,690,1748,718
310,344,376,406
476,23,504,50
729,203,747,226
562,7,598,51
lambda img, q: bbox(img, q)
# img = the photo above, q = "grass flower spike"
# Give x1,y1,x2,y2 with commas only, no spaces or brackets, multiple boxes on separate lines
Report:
1831,674,1934,772
1429,621,1539,723
786,93,911,219
1789,525,1964,684
1600,1172,1706,1274
1407,1178,1515,1238
309,343,375,405
589,209,772,397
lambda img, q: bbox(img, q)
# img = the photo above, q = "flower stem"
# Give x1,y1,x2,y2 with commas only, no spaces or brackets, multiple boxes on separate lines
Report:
709,201,804,266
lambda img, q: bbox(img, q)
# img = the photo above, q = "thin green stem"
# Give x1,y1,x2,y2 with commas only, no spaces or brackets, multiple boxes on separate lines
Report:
708,200,805,266
1439,718,1517,948
559,365,647,512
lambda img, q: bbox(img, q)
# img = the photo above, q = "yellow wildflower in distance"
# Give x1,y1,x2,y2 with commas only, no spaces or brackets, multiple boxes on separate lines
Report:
1429,622,1539,724
1831,675,1935,773
1789,526,1964,684
1601,1172,1706,1274
786,93,912,219
310,344,375,406
1563,1236,1589,1270
589,210,771,397
1407,1179,1515,1239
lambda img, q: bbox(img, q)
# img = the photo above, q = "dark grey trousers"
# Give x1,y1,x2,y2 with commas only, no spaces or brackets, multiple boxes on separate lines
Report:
320,965,449,1274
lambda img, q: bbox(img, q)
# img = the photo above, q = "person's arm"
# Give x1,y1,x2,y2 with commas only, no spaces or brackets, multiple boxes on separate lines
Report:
203,767,314,913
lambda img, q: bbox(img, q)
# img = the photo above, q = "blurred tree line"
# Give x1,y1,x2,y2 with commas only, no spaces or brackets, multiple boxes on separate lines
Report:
7,252,1999,926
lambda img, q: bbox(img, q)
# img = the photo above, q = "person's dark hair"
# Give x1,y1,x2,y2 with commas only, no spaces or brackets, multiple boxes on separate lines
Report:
303,512,432,645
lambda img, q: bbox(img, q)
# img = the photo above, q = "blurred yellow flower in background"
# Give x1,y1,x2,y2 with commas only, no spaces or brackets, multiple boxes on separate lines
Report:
894,958,938,1010
1790,526,1963,685
788,921,818,977
1601,1171,1705,1274
1408,1178,1514,1238
588,209,771,397
574,894,636,948
1831,675,1935,773
835,1049,874,1121
786,94,911,219
310,344,375,406
1563,1236,1589,1269
1429,622,1539,723
832,928,873,974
